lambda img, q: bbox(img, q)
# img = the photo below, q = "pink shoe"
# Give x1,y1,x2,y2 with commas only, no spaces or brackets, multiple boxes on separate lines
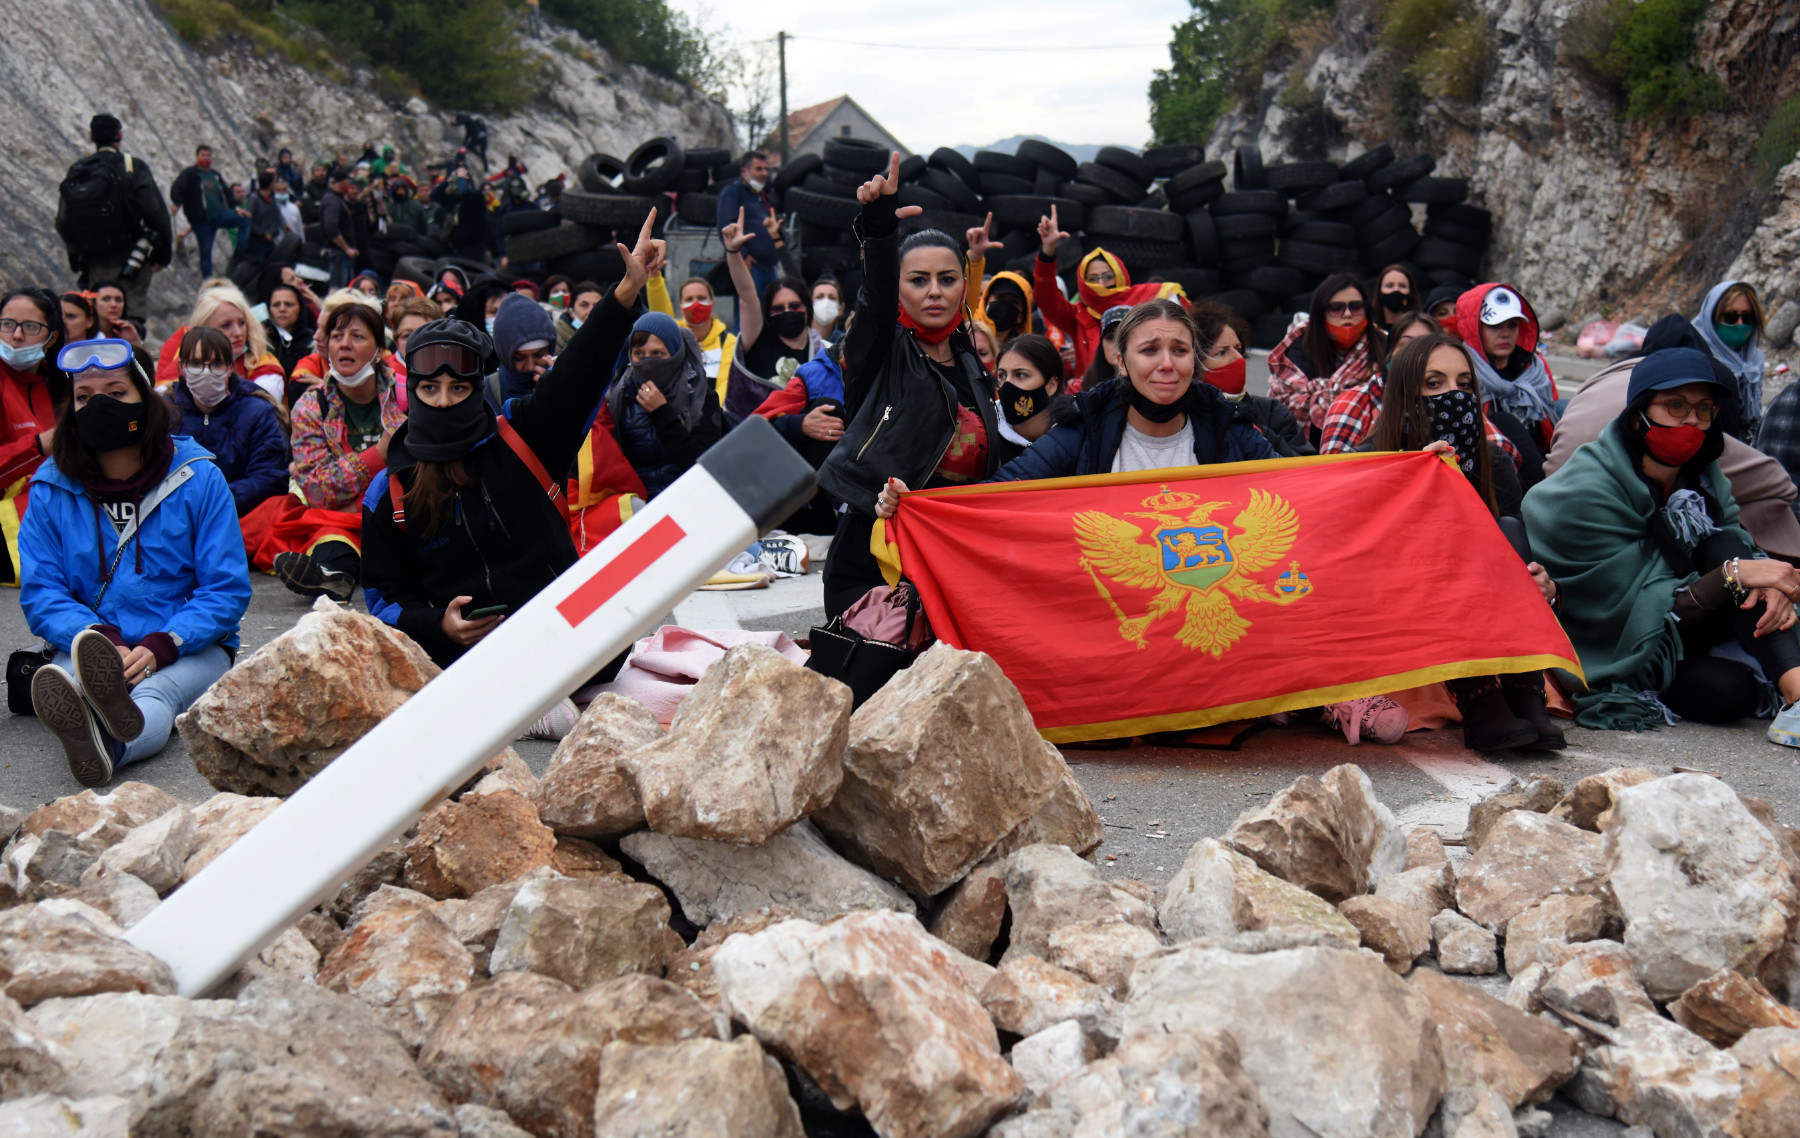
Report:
1323,696,1409,745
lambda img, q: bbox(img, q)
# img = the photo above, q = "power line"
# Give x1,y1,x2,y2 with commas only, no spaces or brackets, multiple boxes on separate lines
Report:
789,34,1163,52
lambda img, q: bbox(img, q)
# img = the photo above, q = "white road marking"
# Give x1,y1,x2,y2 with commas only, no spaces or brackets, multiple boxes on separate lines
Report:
1398,752,1519,840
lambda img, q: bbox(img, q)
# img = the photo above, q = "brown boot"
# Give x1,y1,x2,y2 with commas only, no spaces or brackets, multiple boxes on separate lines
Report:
1446,676,1538,753
1502,672,1567,750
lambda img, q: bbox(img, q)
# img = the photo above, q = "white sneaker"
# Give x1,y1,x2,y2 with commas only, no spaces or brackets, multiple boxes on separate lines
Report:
522,698,580,741
1770,701,1800,748
758,534,810,577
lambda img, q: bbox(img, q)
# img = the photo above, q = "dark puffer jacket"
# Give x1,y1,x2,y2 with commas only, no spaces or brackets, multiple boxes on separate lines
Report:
990,377,1275,481
164,378,290,515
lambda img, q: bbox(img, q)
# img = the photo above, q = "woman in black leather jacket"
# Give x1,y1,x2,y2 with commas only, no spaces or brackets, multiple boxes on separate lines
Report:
817,152,1000,616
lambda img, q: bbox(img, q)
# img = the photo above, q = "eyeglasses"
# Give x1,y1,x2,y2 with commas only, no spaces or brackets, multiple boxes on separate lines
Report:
769,303,807,315
57,338,135,373
182,364,231,381
1325,301,1366,317
1716,311,1755,326
408,341,484,381
0,319,48,338
1652,396,1720,423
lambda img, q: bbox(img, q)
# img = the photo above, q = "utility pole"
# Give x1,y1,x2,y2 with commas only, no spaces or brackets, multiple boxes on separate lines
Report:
778,31,790,164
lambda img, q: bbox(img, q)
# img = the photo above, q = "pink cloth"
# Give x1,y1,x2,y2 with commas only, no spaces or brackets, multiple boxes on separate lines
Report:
598,626,808,725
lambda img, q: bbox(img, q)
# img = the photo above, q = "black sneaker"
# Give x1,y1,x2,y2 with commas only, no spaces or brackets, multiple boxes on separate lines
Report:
32,665,121,787
274,550,356,601
71,628,144,742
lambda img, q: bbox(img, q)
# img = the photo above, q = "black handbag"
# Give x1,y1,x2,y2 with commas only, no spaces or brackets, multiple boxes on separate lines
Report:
805,582,930,708
6,645,53,716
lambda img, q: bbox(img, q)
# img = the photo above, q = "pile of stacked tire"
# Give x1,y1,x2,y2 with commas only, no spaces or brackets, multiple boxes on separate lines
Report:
1217,143,1492,347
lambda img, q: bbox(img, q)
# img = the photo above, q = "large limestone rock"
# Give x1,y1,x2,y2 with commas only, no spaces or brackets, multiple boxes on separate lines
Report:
987,760,1105,861
1670,970,1800,1048
1047,917,1164,998
662,907,801,1018
0,1094,131,1135
812,645,1065,896
991,1026,1272,1138
1731,1027,1800,1138
181,794,281,882
1126,944,1445,1138
1008,1020,1091,1098
1338,894,1432,973
1539,940,1657,1026
928,859,1008,962
0,992,69,1099
713,910,1024,1138
1222,764,1405,903
1376,861,1458,926
1605,773,1799,1001
419,971,719,1138
63,873,159,931
1431,910,1499,975
455,1103,537,1138
1455,811,1607,932
25,993,227,1121
18,784,181,850
316,906,474,1050
178,602,441,796
1410,970,1578,1108
405,790,559,900
1503,894,1611,975
0,901,174,1006
489,874,676,989
1575,1015,1741,1138
620,820,914,928
1006,844,1157,961
591,1035,803,1138
1551,768,1658,832
979,954,1122,1050
79,806,193,895
1464,776,1563,853
1159,838,1359,948
532,695,664,838
634,644,850,844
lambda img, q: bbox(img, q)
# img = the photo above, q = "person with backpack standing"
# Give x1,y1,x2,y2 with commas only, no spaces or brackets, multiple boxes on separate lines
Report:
54,115,170,327
170,145,248,279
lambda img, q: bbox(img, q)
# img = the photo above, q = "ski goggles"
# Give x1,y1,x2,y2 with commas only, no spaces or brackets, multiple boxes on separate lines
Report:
57,338,136,374
406,341,486,382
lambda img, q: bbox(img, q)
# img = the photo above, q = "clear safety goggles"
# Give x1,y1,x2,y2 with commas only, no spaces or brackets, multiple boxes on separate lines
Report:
57,338,136,374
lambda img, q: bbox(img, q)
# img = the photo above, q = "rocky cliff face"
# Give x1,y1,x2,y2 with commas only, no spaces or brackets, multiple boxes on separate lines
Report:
1210,0,1800,339
0,0,732,326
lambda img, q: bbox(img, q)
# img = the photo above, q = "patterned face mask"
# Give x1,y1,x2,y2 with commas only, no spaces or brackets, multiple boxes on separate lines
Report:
1428,387,1483,477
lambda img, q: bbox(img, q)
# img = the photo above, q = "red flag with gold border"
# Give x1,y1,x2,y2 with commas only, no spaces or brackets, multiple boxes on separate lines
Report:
875,452,1581,742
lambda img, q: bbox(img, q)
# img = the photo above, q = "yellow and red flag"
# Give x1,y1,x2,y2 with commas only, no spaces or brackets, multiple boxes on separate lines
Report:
876,451,1581,742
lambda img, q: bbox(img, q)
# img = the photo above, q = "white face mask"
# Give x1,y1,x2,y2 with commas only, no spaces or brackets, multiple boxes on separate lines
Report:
813,298,840,327
330,359,376,387
746,177,766,192
182,364,233,409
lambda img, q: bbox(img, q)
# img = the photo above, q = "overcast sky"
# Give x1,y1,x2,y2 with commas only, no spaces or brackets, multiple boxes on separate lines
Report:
668,1,1193,151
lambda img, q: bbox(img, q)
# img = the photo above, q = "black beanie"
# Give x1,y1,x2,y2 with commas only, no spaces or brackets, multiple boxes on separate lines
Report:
90,114,122,145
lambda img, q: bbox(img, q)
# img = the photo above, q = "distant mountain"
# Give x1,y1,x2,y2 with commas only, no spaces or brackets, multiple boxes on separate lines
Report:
953,136,1133,163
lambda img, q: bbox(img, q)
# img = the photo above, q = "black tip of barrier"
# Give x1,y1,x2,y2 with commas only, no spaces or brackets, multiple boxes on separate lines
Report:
698,415,820,534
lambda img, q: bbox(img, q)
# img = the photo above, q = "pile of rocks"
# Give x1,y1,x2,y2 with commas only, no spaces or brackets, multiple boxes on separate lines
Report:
2,607,1799,1137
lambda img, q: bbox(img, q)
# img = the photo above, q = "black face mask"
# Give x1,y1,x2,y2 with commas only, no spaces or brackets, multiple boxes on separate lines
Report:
998,381,1051,425
1427,388,1483,477
1381,291,1412,314
986,300,1021,331
406,389,494,462
770,311,808,340
1126,382,1186,424
75,394,146,453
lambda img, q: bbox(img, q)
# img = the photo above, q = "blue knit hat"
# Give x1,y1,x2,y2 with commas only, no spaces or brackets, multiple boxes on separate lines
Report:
1627,346,1732,407
492,292,558,402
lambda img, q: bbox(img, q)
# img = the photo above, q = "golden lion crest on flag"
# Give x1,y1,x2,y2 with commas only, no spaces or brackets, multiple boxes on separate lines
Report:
1074,484,1312,656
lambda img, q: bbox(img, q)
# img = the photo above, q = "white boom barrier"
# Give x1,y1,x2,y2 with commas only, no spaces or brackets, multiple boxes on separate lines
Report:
128,417,817,995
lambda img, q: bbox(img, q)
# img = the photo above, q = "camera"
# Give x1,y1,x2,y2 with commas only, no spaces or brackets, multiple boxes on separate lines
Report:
120,235,154,281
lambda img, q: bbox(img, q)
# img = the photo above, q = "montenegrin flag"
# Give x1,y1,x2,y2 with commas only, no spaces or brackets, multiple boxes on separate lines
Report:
874,451,1582,743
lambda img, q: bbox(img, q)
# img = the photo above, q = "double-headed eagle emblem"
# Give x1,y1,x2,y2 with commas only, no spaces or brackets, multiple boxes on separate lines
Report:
1074,484,1312,656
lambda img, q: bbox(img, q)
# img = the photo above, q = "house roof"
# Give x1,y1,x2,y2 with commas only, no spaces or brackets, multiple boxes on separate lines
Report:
778,96,846,153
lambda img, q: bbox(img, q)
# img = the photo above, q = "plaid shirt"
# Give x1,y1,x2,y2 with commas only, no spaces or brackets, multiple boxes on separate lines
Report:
289,375,405,510
1318,376,1523,465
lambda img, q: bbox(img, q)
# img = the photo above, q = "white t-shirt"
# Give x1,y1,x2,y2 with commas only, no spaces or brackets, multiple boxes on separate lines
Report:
1111,420,1194,473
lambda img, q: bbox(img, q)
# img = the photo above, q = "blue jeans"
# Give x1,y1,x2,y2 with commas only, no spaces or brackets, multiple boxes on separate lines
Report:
193,208,250,277
51,644,232,765
747,260,777,313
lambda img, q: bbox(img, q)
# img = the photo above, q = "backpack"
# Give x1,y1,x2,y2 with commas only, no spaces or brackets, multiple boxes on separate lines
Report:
389,416,567,534
59,152,138,255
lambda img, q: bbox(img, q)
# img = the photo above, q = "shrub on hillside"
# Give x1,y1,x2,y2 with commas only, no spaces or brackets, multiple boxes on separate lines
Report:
1149,0,1338,145
1565,0,1726,122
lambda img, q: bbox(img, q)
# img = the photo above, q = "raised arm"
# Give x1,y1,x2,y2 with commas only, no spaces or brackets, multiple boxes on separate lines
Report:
722,207,763,349
841,151,920,410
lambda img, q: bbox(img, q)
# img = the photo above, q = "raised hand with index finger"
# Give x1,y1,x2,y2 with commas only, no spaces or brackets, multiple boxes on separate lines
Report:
1038,205,1070,257
721,206,753,253
857,151,922,218
966,211,1003,260
613,208,662,304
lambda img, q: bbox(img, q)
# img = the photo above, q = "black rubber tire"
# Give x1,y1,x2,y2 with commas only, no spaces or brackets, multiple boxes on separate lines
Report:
1033,168,1062,196
558,189,661,229
1360,227,1422,268
1143,145,1208,178
501,209,559,235
973,150,1035,181
1287,291,1316,314
684,146,731,170
772,153,822,195
928,147,981,191
505,221,605,264
1367,153,1437,192
979,172,1036,197
1347,192,1401,226
1017,139,1078,180
394,256,437,288
1357,205,1415,247
1425,268,1473,291
1157,266,1223,297
895,183,953,212
1073,161,1142,203
1426,202,1492,231
1086,205,1187,243
388,241,426,259
898,154,928,183
919,167,983,214
1297,180,1368,212
1338,143,1395,182
1216,288,1268,321
1278,240,1361,275
1279,210,1320,234
1166,180,1225,214
1220,236,1277,259
1251,312,1292,349
1165,160,1228,197
797,220,847,246
1059,180,1110,206
1394,176,1469,204
988,195,1085,232
1423,216,1489,247
1185,210,1220,265
415,234,449,258
1287,220,1357,246
549,247,626,282
785,188,864,230
1266,161,1339,193
673,168,709,193
801,173,859,200
1243,264,1307,297
1214,212,1278,240
1083,235,1187,272
1234,145,1267,191
901,211,986,246
1136,188,1168,211
709,160,739,188
1412,236,1482,275
822,137,891,174
675,192,718,227
817,162,864,186
577,153,628,194
1211,191,1287,217
622,137,685,194
1095,147,1154,190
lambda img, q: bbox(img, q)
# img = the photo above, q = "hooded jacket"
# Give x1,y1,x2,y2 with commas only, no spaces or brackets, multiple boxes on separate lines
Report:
980,270,1036,343
604,313,727,498
491,292,558,404
755,349,848,468
989,377,1276,482
1695,280,1765,440
165,377,290,515
1453,283,1559,439
1033,248,1186,376
19,436,249,654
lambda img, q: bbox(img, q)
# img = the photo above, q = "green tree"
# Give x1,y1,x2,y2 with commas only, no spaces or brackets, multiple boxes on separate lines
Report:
287,0,543,111
1148,0,1337,145
1566,0,1725,122
538,0,716,85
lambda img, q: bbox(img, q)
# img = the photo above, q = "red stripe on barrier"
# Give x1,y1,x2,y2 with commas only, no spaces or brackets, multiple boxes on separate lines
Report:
556,516,688,627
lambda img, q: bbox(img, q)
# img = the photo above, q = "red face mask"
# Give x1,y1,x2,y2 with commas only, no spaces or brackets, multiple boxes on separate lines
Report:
1203,356,1247,395
197,154,212,169
1326,318,1367,350
1643,421,1707,466
681,300,713,327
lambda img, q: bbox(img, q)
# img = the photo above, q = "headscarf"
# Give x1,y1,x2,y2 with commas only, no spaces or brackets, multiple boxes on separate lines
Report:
607,312,709,432
1454,282,1555,426
490,292,557,403
1075,249,1132,319
1695,280,1765,436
